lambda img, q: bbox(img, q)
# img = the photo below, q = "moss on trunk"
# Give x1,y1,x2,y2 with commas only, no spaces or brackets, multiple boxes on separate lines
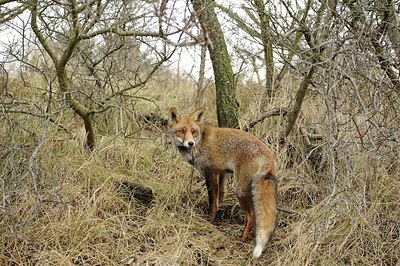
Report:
191,0,238,128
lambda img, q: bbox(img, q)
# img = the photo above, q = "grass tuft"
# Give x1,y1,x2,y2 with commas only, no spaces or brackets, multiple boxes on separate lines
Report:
1,77,399,265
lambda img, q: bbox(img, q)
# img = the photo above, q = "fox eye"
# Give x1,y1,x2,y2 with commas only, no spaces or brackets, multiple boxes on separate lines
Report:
177,129,185,134
191,130,198,135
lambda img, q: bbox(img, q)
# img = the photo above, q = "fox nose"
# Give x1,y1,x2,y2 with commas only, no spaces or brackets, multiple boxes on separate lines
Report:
188,141,195,147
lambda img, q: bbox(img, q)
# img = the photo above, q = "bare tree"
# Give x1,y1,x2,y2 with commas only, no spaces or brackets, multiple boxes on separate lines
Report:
195,44,207,109
279,0,327,143
252,0,274,105
1,0,177,150
215,1,275,107
191,0,239,128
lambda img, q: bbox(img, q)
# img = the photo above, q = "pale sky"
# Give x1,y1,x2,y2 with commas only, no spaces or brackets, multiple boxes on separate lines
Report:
0,0,268,81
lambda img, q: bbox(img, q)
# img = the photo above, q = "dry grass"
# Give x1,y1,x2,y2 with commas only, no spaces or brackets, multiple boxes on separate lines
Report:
1,75,399,265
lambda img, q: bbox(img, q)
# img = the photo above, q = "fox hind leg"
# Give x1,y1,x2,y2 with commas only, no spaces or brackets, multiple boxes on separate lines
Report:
218,172,229,203
237,190,255,242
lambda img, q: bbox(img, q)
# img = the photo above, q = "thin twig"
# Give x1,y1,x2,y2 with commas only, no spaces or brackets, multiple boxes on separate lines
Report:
28,115,50,201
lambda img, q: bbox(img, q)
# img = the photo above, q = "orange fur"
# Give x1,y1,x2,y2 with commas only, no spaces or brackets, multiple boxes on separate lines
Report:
168,107,277,258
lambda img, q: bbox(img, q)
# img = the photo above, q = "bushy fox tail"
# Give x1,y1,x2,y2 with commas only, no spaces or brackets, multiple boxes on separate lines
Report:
251,172,277,258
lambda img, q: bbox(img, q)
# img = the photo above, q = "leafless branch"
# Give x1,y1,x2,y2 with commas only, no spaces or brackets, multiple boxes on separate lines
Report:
28,115,50,200
242,107,287,131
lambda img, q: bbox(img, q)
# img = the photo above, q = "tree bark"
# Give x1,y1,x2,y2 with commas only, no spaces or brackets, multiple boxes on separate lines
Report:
31,0,95,150
280,63,316,144
381,0,400,62
195,45,207,109
191,0,238,128
275,0,313,91
253,0,274,106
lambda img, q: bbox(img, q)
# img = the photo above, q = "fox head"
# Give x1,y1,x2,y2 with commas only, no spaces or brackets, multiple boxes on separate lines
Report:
168,107,206,148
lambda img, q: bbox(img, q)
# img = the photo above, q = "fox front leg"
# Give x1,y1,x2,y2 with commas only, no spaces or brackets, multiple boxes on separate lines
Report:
204,170,219,222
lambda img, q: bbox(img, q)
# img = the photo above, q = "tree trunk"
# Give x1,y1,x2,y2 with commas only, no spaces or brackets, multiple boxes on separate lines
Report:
280,63,316,144
278,0,326,144
253,0,274,107
31,0,95,151
381,0,400,61
56,67,96,151
275,0,313,91
191,0,238,128
374,0,400,95
195,45,207,109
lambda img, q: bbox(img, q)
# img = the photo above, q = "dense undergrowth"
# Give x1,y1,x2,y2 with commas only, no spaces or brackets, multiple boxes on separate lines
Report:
0,76,399,265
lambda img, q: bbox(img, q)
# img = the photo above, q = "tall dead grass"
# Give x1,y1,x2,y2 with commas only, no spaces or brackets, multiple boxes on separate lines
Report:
0,75,398,265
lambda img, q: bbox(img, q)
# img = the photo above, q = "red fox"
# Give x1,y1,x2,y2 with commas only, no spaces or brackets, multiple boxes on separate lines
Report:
168,107,277,258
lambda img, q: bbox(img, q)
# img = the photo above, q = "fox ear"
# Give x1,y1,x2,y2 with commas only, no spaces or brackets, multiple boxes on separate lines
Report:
168,107,181,125
191,107,206,123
